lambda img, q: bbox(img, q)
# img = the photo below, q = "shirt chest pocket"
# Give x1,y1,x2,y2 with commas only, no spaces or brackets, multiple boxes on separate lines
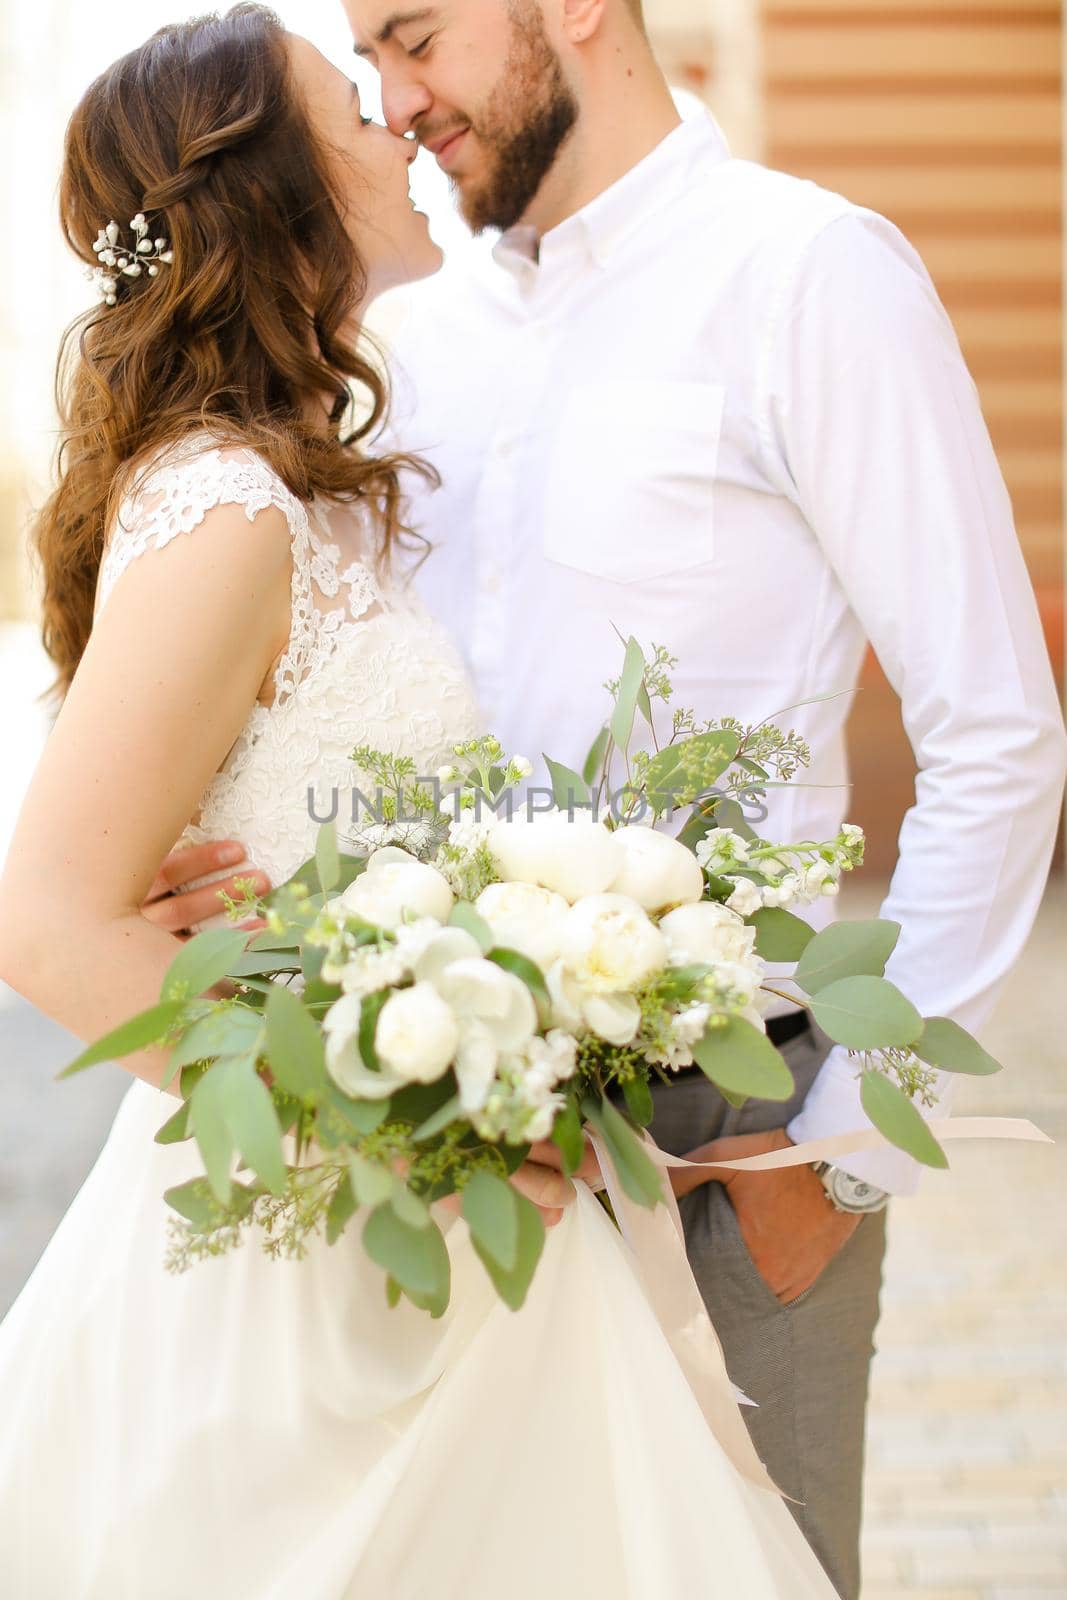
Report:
542,379,726,585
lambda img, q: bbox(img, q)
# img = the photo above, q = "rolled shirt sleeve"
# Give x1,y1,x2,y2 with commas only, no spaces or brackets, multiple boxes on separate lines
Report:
761,211,1067,1194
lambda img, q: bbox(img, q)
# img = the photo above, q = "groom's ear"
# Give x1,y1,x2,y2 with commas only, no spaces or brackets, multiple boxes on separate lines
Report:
558,0,609,49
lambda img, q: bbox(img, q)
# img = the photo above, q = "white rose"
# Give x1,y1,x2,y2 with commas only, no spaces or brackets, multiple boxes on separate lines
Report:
489,809,620,902
608,824,705,913
375,981,460,1085
547,960,641,1045
474,881,569,970
341,847,454,930
323,993,410,1099
725,878,763,918
658,901,757,967
433,956,538,1112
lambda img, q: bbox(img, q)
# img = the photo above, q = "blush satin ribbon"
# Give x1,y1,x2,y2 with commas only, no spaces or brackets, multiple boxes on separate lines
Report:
583,1116,1052,1501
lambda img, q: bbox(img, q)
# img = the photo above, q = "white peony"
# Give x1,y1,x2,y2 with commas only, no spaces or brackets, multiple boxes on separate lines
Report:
546,892,668,1046
375,981,460,1085
560,893,668,992
432,956,538,1113
340,847,454,930
488,808,620,902
658,900,758,968
474,881,569,970
607,824,705,913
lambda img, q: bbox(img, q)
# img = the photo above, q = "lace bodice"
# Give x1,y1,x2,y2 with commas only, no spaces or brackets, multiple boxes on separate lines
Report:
96,437,482,889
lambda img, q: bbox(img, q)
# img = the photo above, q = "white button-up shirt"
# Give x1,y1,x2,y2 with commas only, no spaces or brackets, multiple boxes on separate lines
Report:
377,111,1066,1193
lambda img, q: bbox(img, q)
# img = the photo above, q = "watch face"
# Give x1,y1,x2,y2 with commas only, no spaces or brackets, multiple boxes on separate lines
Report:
830,1169,888,1214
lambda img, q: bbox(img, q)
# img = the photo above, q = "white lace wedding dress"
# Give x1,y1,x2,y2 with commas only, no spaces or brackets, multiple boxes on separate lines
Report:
0,442,836,1599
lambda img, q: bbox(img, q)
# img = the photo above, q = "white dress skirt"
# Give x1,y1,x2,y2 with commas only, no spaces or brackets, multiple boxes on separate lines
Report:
0,443,837,1598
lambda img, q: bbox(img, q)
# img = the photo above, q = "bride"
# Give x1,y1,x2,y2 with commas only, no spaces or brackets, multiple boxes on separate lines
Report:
0,9,837,1595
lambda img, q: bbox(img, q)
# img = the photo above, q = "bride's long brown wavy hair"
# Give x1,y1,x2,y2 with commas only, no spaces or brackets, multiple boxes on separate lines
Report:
35,3,435,697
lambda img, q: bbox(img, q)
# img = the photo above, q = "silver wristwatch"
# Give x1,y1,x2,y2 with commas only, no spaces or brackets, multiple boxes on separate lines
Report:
812,1161,890,1215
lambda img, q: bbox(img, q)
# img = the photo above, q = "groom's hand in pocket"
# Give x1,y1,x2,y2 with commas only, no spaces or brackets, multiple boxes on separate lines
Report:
674,1128,861,1305
142,840,271,938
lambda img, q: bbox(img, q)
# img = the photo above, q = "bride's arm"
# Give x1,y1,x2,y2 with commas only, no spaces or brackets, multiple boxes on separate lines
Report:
0,502,294,1091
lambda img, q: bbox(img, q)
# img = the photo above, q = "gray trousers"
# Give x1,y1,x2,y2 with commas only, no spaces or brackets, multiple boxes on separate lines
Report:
639,1023,887,1600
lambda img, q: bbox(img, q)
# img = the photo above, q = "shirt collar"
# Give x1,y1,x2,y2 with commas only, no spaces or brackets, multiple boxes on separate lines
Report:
492,109,731,280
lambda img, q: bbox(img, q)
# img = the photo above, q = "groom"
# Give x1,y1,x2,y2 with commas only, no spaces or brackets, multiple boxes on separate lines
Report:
150,1,1066,1593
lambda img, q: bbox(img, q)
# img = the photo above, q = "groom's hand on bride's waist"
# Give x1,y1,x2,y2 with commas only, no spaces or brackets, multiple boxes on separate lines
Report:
143,840,270,938
674,1129,862,1305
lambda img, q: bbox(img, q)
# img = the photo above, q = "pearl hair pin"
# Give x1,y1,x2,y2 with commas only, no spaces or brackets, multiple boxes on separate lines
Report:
87,213,174,306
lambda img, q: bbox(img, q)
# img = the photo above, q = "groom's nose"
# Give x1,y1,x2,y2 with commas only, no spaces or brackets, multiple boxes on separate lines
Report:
381,70,433,137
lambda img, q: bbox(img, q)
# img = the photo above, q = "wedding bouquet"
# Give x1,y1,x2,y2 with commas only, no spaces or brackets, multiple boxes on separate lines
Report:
62,639,1002,1316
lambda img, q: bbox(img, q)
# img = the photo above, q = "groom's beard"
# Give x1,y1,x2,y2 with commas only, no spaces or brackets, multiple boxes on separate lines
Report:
448,6,578,234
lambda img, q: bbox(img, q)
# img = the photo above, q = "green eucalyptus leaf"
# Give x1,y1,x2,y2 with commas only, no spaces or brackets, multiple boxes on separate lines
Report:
485,946,550,1016
248,930,303,953
582,1097,662,1209
794,919,902,995
622,1074,655,1128
582,725,610,788
153,1101,192,1145
161,928,250,1003
691,1017,795,1101
315,819,341,896
188,1063,237,1205
810,976,923,1050
644,731,741,816
610,636,647,753
388,1075,458,1128
544,754,590,812
859,1070,949,1168
449,902,494,953
264,984,328,1100
384,1275,402,1309
314,1085,389,1148
462,1170,520,1272
349,1153,395,1208
677,799,722,852
412,1092,463,1141
914,1017,1003,1076
469,1187,545,1310
228,950,302,978
325,1176,358,1244
363,1204,451,1303
220,1056,287,1196
58,1000,187,1079
550,1096,586,1177
162,1007,264,1087
747,907,816,963
359,989,390,1074
163,1176,255,1232
390,1184,432,1230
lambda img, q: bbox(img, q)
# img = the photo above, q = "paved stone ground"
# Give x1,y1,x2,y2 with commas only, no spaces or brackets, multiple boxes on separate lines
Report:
0,881,1063,1596
855,881,1066,1600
